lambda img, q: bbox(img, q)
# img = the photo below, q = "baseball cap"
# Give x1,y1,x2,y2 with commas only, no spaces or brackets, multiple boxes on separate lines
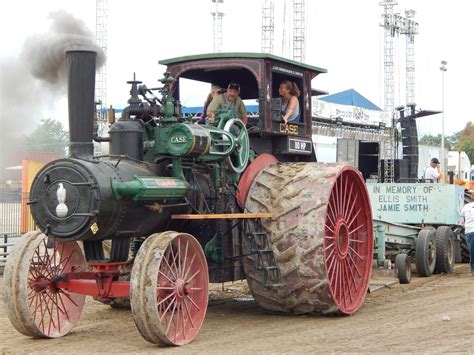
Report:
431,157,440,164
227,82,240,91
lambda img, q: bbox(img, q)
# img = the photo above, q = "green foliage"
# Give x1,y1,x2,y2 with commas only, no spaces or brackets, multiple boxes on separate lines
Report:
418,132,460,150
22,119,69,157
454,122,474,162
420,122,474,162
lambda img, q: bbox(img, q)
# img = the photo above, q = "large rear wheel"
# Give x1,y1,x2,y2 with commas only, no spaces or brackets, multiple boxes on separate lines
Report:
3,231,86,338
244,162,373,315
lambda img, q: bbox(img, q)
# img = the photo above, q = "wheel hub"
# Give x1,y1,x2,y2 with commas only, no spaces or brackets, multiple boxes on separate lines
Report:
335,221,350,256
175,279,191,299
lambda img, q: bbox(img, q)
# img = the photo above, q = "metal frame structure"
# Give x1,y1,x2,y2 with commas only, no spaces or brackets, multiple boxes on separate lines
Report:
211,0,224,53
379,0,397,114
95,0,107,112
292,0,305,62
401,10,418,105
261,0,275,54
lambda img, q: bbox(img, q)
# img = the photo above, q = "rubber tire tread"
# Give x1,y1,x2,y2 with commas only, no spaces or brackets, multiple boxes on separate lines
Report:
415,228,436,277
434,226,455,274
395,254,411,284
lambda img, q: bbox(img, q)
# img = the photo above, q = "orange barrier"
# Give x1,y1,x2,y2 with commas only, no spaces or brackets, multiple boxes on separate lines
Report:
20,160,44,233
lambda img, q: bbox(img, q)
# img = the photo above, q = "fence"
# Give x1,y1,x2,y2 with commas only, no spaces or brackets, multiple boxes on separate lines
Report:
0,190,33,274
0,233,22,272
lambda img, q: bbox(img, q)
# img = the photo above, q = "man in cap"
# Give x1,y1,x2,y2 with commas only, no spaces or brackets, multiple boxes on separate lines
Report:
422,157,441,182
206,82,247,125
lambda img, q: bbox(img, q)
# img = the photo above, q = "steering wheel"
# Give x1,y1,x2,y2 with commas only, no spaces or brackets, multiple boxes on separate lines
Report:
223,119,250,173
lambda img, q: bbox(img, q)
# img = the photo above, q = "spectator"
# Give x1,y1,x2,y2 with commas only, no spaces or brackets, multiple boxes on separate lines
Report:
207,82,247,125
422,157,441,182
461,195,474,276
279,80,301,124
198,85,222,124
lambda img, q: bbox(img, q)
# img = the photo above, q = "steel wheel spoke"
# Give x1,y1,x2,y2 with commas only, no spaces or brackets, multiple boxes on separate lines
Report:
327,198,338,226
162,253,178,281
158,292,176,308
186,269,201,284
349,224,364,235
57,289,79,307
181,240,189,279
185,295,200,311
325,223,335,235
160,295,177,321
183,253,197,281
349,246,364,260
183,298,195,328
347,208,361,229
347,252,362,277
159,270,175,285
165,301,178,336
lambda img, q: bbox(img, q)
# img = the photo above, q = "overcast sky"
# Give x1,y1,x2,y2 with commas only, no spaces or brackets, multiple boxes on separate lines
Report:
0,0,472,138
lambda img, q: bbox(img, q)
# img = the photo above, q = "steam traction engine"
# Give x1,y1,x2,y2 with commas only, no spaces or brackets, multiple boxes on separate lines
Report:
4,51,374,346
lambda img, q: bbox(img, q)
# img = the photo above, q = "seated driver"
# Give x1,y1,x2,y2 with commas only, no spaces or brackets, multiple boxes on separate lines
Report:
206,82,248,125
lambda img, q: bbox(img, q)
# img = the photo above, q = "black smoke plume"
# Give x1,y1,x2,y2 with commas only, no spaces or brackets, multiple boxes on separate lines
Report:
0,10,105,155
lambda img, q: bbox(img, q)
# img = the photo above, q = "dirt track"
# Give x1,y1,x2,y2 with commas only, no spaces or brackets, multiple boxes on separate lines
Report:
1,264,473,353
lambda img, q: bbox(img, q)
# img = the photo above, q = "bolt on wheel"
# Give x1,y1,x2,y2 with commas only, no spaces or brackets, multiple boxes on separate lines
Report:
131,231,208,346
3,231,86,338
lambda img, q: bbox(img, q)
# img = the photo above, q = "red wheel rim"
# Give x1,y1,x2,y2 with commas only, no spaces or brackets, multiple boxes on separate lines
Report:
323,166,373,314
156,234,208,345
28,238,85,337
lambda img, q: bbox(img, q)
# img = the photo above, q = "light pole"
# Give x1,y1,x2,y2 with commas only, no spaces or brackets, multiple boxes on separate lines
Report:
440,60,447,181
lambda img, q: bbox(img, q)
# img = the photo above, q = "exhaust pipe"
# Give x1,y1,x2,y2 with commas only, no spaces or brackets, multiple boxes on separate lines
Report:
66,50,96,158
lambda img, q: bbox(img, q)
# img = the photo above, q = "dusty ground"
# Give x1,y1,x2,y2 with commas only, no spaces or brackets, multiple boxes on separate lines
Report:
1,265,473,354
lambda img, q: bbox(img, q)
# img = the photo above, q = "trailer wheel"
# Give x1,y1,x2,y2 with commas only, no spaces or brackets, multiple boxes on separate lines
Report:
415,228,437,277
434,226,455,274
395,254,411,284
130,231,208,346
3,231,86,338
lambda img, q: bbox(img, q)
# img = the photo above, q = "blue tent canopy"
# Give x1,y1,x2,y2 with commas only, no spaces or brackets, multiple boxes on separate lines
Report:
319,89,382,111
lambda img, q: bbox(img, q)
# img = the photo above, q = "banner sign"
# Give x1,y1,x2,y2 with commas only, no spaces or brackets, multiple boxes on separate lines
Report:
312,99,390,126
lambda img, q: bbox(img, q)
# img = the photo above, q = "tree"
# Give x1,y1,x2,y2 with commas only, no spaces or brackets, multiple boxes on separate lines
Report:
418,133,459,150
454,121,474,162
22,119,68,157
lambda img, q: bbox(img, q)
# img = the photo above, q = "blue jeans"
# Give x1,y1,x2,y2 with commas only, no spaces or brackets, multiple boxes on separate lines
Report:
466,232,474,273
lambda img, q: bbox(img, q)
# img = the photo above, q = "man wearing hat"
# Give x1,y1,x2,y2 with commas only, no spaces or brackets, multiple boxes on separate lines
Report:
422,157,441,182
206,82,247,125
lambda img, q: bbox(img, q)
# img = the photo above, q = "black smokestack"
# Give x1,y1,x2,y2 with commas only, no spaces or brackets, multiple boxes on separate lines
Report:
66,50,96,158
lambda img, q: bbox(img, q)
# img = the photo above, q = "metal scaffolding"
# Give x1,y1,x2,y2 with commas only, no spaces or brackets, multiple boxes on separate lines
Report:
261,0,274,54
401,9,418,105
292,0,305,62
379,0,398,183
379,0,397,114
211,0,224,53
95,0,107,112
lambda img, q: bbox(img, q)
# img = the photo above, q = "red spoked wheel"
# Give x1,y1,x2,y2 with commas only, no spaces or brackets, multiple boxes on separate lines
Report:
323,165,373,314
3,231,86,338
131,231,208,346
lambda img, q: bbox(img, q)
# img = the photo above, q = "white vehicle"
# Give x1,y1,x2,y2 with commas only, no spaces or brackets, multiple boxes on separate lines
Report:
447,151,471,188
